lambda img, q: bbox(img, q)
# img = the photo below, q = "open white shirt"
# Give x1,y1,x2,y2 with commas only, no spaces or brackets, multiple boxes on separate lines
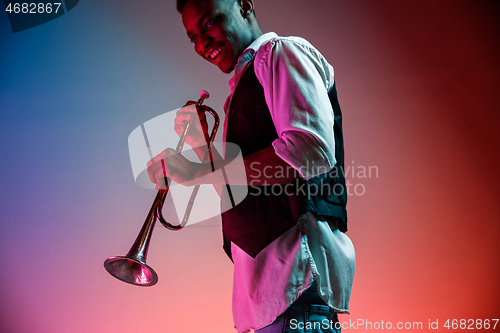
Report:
224,32,355,333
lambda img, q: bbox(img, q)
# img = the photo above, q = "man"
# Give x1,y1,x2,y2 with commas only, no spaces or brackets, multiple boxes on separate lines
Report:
147,0,355,332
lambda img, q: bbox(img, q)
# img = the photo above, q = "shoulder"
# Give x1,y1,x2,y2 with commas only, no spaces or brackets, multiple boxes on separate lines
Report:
255,35,326,63
263,35,316,50
254,35,334,87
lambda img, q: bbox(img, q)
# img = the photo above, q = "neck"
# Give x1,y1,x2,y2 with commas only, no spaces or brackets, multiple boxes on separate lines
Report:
247,16,264,46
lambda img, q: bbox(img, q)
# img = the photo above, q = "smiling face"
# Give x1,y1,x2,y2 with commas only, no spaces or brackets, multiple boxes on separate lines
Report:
181,0,260,73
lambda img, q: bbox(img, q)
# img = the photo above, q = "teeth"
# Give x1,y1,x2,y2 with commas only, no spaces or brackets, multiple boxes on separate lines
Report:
209,46,223,59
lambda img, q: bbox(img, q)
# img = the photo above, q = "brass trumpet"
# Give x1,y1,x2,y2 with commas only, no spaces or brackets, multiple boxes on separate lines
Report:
104,90,219,286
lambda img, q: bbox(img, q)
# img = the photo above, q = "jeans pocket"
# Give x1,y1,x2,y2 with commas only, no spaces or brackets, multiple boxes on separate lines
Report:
304,304,339,333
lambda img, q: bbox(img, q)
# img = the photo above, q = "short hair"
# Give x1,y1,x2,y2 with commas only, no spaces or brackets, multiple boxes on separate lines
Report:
176,0,239,14
176,0,191,13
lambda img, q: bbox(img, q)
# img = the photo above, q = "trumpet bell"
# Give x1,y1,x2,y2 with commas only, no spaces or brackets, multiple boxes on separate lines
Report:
104,256,158,286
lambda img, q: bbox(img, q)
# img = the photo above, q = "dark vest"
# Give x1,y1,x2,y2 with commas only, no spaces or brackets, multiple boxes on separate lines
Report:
221,61,347,260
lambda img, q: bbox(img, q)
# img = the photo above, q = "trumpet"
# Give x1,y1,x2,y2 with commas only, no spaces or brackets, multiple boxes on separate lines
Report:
104,90,219,286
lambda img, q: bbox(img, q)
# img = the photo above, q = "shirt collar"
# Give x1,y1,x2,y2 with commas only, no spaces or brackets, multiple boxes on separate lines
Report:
228,32,278,92
246,32,278,53
235,32,278,67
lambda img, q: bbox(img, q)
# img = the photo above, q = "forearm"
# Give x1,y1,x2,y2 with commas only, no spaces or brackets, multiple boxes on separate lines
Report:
191,144,221,163
191,144,225,196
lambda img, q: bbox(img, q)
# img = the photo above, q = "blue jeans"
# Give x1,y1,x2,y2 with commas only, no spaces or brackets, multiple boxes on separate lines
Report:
255,282,341,333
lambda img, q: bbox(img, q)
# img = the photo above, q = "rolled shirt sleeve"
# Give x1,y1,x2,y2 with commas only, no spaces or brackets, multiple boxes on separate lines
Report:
253,36,337,179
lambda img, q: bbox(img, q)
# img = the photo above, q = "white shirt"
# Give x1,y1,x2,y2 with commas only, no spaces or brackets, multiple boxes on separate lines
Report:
224,32,355,333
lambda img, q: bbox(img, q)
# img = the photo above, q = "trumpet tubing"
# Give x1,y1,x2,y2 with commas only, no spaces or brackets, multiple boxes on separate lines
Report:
104,90,219,286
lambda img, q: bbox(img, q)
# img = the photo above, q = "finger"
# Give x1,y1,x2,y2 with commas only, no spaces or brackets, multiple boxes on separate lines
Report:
175,112,195,122
146,158,154,168
146,149,168,172
174,123,183,136
182,100,197,107
175,113,196,129
146,154,162,169
177,104,208,121
165,147,176,154
154,167,167,189
175,117,192,128
176,118,193,131
147,165,156,184
147,159,163,184
177,104,198,116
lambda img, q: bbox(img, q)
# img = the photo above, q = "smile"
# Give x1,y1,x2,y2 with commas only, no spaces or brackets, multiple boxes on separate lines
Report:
208,45,224,60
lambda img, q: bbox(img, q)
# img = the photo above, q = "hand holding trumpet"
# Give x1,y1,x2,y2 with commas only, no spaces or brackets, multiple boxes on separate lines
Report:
147,91,217,189
146,147,200,189
174,102,210,148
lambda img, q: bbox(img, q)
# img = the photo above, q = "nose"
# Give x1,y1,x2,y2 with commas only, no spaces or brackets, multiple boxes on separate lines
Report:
195,33,212,56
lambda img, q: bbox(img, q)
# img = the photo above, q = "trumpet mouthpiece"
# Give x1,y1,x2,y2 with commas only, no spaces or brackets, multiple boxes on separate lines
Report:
199,90,210,101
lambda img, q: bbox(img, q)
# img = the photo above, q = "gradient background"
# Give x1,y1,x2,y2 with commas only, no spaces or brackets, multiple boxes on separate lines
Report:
1,1,499,332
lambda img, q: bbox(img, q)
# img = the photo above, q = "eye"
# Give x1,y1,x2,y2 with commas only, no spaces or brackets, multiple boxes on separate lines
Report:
190,35,197,43
204,17,217,30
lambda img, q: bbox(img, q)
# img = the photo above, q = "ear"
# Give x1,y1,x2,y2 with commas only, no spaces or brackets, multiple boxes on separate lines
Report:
239,0,254,18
